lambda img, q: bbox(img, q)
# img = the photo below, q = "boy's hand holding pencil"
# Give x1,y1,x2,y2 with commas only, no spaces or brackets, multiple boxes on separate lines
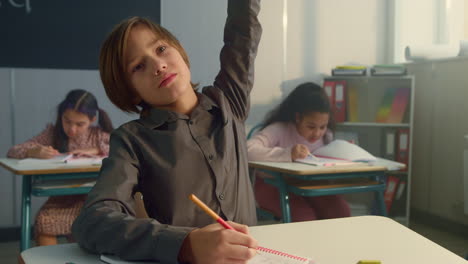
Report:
179,194,258,263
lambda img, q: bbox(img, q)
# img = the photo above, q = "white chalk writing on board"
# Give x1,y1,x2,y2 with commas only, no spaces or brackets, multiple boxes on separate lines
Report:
0,0,32,14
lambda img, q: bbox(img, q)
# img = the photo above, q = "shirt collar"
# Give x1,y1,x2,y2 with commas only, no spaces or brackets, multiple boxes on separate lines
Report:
139,92,220,129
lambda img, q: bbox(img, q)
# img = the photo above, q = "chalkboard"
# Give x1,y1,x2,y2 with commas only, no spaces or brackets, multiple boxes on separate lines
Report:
0,0,160,69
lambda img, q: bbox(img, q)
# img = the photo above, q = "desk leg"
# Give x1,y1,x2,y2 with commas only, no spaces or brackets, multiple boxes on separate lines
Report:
375,190,387,217
20,175,32,251
277,173,291,223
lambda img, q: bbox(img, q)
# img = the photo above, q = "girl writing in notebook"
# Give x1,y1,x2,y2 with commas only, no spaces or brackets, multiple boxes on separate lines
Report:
72,0,262,263
247,82,351,221
7,89,113,246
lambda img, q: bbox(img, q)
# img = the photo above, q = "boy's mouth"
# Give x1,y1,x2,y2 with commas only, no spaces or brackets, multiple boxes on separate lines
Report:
159,73,177,88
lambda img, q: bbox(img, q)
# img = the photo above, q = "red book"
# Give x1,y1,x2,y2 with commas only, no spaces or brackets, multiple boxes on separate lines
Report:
396,129,410,170
387,87,410,123
384,175,400,213
323,81,335,108
333,81,347,122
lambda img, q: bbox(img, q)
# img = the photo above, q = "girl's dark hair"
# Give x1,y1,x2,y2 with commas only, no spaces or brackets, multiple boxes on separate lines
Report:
52,89,114,152
261,82,335,131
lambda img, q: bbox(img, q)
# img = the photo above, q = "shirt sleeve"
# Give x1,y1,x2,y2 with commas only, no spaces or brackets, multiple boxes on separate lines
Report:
6,124,54,159
72,129,193,264
247,123,293,162
213,0,262,121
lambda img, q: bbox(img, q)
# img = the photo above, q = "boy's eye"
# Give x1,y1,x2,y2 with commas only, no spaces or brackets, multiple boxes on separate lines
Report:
157,46,167,53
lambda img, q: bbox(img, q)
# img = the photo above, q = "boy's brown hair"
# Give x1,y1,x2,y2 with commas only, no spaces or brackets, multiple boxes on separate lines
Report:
99,17,193,113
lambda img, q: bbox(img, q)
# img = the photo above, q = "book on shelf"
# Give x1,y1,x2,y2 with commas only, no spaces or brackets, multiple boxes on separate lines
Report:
375,87,410,123
383,175,400,213
381,129,396,160
331,68,366,76
396,128,410,171
371,64,407,76
322,80,347,122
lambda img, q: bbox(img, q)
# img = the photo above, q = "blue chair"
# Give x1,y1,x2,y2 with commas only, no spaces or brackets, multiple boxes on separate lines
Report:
247,124,387,223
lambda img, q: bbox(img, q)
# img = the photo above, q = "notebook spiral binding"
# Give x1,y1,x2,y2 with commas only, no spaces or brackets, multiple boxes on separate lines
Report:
257,246,310,262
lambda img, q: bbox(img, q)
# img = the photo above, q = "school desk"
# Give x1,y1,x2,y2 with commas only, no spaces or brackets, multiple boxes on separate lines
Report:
249,161,389,223
18,216,467,264
0,158,100,252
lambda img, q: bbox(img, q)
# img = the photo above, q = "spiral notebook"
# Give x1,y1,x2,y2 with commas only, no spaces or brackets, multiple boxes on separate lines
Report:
100,246,315,264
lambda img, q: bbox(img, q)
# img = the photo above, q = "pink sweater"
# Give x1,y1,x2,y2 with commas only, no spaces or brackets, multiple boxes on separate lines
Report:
7,124,110,159
247,122,333,162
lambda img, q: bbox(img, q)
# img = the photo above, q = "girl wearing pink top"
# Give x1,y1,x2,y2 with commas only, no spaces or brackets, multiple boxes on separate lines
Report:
247,82,350,221
7,89,113,246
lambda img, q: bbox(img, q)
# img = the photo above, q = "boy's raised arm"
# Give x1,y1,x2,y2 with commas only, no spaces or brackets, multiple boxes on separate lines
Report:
213,0,262,120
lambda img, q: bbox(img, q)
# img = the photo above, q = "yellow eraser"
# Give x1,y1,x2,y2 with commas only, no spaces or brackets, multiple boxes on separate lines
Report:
357,261,381,264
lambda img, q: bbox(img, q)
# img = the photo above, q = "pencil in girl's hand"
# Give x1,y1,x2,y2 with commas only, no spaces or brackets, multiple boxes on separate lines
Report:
189,194,234,230
307,153,320,161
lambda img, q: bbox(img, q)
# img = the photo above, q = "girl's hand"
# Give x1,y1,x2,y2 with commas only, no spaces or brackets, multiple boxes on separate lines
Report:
179,221,258,264
291,144,310,161
70,148,100,157
27,145,59,159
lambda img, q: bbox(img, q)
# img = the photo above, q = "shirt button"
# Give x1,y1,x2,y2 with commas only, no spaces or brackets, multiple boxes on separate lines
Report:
189,120,194,125
208,154,214,160
219,194,225,200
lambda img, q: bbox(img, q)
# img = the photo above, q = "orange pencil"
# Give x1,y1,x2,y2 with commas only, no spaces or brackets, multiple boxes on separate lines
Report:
189,194,234,230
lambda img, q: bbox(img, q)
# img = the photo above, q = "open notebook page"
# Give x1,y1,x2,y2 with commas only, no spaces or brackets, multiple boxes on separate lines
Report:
16,153,73,164
101,246,315,264
295,155,361,167
312,140,377,162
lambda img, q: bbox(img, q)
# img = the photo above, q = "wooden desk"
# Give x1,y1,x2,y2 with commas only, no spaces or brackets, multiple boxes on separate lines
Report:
249,161,388,223
19,216,467,264
0,158,100,251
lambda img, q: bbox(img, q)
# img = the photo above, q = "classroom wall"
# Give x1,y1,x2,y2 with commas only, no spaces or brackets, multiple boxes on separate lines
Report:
407,57,468,226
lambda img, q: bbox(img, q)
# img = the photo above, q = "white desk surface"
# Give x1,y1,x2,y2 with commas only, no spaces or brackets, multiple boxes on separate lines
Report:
249,161,387,175
0,158,101,175
20,216,467,264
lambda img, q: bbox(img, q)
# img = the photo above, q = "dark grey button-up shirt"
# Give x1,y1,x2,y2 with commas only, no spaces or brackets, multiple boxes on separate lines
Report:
72,0,262,263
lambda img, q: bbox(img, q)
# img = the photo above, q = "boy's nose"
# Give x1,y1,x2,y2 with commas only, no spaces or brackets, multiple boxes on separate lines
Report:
153,60,167,76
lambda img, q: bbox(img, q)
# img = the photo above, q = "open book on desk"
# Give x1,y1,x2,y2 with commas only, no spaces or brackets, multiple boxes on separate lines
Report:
16,153,73,164
295,139,376,166
101,246,315,264
16,154,103,166
296,140,405,170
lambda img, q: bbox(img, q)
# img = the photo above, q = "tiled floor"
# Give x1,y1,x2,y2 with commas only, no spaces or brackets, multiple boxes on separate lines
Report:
1,219,467,264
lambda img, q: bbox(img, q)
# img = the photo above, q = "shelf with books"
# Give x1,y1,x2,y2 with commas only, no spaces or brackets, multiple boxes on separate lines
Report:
323,75,414,226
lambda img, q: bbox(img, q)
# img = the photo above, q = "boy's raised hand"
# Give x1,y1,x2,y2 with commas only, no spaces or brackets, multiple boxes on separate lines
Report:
179,221,258,264
291,144,310,161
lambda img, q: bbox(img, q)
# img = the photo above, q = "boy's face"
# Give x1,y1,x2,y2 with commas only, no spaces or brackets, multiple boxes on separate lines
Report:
295,112,329,143
125,24,192,110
